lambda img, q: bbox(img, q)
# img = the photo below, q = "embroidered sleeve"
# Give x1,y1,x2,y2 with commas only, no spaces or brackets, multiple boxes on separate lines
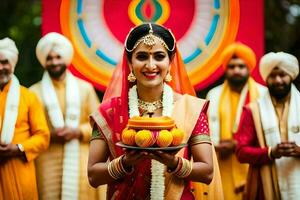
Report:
90,125,104,142
189,112,211,146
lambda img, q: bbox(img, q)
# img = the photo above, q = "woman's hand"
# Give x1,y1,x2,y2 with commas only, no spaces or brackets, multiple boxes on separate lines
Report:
122,149,150,169
146,150,179,169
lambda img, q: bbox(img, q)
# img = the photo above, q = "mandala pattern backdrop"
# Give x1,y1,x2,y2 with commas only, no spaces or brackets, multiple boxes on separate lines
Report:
42,0,264,91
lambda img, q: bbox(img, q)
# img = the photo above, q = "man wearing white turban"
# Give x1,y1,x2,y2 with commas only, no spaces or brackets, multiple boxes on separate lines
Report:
235,52,300,200
0,37,50,200
30,32,105,200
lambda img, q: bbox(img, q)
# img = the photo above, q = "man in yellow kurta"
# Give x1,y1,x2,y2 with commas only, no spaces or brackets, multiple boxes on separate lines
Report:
206,43,266,199
30,32,105,200
0,37,50,200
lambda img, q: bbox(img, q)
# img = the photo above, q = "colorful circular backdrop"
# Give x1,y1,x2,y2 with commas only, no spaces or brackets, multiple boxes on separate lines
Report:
60,0,240,91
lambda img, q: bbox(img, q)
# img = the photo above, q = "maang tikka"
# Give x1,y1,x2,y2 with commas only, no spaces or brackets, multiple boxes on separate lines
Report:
125,23,175,52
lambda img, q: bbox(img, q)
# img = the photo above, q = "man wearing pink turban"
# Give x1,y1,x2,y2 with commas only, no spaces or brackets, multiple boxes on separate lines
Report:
207,42,266,200
236,52,300,200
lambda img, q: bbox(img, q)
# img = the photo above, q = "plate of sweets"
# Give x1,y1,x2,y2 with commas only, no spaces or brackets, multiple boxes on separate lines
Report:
116,116,187,151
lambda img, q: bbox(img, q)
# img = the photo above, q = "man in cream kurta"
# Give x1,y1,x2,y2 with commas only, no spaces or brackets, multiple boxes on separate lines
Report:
0,38,50,200
30,32,105,200
236,52,300,200
206,43,266,199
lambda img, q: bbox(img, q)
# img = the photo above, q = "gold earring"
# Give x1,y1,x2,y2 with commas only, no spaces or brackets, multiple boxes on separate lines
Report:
164,72,172,82
127,71,136,82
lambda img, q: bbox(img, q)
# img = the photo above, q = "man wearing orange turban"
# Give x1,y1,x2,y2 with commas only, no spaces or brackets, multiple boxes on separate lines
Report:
206,42,266,200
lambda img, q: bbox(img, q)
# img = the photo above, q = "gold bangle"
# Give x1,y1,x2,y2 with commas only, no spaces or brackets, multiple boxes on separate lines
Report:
173,157,192,178
120,155,134,174
268,147,273,160
108,155,133,180
108,156,125,179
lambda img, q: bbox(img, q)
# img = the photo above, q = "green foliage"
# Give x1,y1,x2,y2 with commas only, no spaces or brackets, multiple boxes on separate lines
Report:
265,0,300,89
265,0,300,54
0,0,43,87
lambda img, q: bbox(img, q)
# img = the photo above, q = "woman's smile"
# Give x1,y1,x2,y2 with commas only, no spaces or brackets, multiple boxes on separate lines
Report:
143,71,159,79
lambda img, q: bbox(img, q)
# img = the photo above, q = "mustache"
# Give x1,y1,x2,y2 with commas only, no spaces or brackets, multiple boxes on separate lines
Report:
226,75,249,86
268,83,291,99
47,64,67,78
0,69,10,75
48,64,65,68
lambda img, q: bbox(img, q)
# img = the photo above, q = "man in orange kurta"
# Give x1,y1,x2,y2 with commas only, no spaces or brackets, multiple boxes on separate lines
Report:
0,38,50,200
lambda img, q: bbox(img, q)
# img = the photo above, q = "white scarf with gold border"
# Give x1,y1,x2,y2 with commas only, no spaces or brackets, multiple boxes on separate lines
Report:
258,84,300,200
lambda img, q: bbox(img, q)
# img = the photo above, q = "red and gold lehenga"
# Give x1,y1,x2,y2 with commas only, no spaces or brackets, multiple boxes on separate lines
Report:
90,48,223,200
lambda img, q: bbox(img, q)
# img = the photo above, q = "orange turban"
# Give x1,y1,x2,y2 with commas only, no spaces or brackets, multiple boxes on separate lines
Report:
221,42,256,71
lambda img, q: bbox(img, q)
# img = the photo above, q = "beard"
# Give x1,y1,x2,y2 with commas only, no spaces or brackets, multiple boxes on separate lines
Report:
0,69,12,88
46,64,67,79
268,82,291,100
226,74,249,87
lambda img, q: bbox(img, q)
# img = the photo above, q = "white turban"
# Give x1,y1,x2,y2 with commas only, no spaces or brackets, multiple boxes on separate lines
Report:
36,32,74,67
0,38,19,71
259,52,299,81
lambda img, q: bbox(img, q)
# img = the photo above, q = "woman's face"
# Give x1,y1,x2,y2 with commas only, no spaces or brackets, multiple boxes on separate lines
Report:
129,37,171,89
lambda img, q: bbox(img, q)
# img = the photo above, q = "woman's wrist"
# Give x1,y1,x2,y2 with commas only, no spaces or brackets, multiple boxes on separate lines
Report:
121,155,134,173
167,157,179,172
167,157,192,178
167,156,182,173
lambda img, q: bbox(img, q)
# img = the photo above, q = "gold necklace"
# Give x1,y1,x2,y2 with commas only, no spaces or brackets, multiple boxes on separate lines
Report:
138,99,163,115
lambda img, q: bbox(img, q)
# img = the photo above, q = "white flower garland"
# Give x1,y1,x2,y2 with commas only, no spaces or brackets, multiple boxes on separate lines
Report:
150,160,165,200
128,83,174,200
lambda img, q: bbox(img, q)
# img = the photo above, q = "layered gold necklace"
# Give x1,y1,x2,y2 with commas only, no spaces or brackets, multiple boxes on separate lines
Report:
138,99,163,116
